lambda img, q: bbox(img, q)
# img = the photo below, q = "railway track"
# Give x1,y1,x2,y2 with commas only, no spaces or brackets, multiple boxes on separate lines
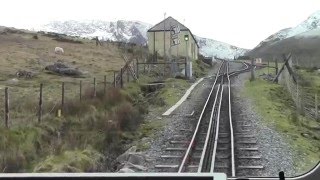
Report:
155,60,263,177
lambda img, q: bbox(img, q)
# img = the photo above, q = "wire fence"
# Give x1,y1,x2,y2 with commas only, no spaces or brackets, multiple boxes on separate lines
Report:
0,76,116,128
279,57,319,121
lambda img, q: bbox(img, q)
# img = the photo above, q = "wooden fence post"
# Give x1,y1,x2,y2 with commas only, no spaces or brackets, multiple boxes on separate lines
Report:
136,59,139,79
275,59,279,75
185,58,187,79
104,75,107,95
5,87,9,128
80,80,82,102
267,59,270,74
61,82,65,112
316,93,318,120
120,68,123,88
250,59,255,81
38,83,43,123
113,71,116,88
126,69,129,82
93,77,96,98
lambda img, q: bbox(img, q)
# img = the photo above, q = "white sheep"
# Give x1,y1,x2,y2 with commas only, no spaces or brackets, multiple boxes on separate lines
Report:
54,47,64,54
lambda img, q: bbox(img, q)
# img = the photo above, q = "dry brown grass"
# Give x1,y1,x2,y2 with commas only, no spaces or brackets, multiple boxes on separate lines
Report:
0,30,135,125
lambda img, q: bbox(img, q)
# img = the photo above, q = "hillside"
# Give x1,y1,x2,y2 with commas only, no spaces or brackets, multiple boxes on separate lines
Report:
36,20,248,59
247,10,320,67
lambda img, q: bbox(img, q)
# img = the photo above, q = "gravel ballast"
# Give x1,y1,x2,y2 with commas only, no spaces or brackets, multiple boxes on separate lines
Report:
231,69,295,177
140,61,296,177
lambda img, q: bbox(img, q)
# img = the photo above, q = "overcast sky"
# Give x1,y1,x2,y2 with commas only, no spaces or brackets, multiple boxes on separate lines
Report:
0,0,319,49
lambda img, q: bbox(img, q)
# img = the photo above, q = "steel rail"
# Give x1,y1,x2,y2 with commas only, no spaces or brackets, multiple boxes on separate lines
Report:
197,84,221,172
178,61,225,173
210,81,225,172
227,61,236,177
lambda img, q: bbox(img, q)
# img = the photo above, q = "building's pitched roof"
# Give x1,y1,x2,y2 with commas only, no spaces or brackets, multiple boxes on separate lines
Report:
148,16,189,31
148,16,199,47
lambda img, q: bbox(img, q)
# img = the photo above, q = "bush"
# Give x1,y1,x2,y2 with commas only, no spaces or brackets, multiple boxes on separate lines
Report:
114,102,142,131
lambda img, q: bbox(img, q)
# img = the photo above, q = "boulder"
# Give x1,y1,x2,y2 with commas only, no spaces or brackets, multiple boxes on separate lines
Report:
45,62,82,77
16,70,34,79
117,167,135,173
114,146,148,172
116,146,145,166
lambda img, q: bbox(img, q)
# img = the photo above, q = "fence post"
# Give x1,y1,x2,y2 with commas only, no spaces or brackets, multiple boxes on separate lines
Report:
61,82,65,112
185,58,187,79
113,71,116,88
136,59,139,79
250,59,255,81
93,77,96,98
144,59,146,73
104,75,107,95
316,94,318,120
120,68,123,88
80,80,82,102
267,59,270,74
275,59,279,75
38,83,43,123
5,87,9,128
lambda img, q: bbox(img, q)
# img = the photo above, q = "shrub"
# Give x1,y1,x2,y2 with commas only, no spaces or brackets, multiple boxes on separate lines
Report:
114,102,142,131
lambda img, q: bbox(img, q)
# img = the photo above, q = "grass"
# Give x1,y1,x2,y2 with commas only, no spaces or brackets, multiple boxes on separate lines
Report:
296,67,320,94
33,147,105,172
243,69,320,175
0,28,212,172
159,78,190,107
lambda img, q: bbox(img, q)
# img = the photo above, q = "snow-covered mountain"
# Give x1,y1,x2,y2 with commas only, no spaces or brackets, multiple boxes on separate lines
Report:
196,36,249,59
36,20,248,59
246,10,320,67
38,20,153,45
255,10,320,48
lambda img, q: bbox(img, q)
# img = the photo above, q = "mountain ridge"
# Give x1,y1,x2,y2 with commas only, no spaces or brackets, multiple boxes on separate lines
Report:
35,19,248,59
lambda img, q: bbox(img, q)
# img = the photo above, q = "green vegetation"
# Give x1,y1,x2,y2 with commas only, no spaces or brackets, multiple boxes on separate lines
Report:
243,71,320,174
33,147,104,172
296,67,320,94
0,29,212,172
0,87,145,172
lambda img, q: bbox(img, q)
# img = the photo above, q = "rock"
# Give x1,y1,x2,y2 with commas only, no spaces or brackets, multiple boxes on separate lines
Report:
114,146,148,172
45,62,82,77
117,167,135,173
16,70,34,79
123,162,147,171
7,78,19,84
301,133,311,138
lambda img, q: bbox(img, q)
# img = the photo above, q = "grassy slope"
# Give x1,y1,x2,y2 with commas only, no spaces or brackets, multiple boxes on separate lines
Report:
0,29,212,172
0,30,145,172
243,68,320,174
